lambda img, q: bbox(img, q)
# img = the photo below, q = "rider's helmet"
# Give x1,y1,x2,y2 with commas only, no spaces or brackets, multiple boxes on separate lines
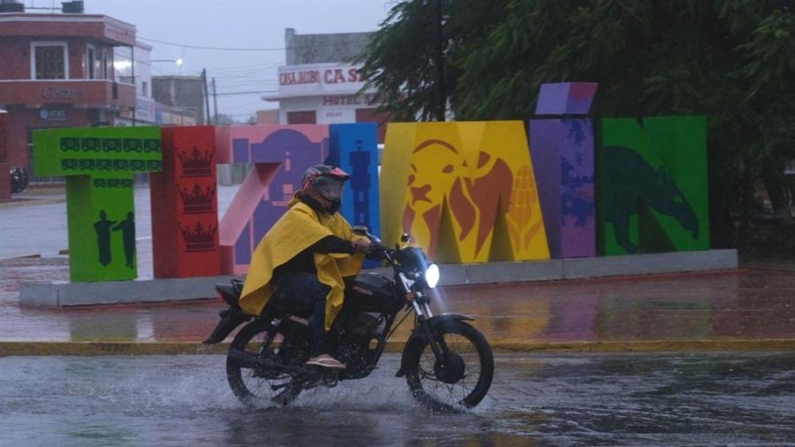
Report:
299,164,351,214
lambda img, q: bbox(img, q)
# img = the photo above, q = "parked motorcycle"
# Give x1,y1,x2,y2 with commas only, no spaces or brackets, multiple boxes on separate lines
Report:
10,167,28,194
204,227,494,409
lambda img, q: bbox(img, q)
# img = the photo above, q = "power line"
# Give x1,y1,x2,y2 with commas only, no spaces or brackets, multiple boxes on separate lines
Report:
160,90,277,99
223,100,272,111
138,36,370,53
215,90,277,97
139,37,287,52
203,62,285,73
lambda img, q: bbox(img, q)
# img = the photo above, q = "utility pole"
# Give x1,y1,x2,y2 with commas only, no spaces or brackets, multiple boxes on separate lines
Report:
131,45,136,126
434,0,445,122
212,77,218,125
201,68,211,125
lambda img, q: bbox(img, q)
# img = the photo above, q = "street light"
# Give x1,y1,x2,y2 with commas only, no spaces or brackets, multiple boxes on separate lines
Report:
151,58,183,66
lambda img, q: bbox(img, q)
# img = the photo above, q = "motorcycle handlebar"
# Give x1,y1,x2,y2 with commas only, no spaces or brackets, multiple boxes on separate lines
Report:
365,243,394,262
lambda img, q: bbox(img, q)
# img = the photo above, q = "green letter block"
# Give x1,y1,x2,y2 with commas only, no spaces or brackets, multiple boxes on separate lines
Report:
33,127,162,282
597,116,709,255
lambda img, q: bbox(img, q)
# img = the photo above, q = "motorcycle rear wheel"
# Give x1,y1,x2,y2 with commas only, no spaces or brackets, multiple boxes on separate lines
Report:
226,320,301,407
404,321,494,409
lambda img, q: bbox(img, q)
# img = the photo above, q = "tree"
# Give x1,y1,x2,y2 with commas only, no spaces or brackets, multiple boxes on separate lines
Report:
361,0,795,249
358,0,509,121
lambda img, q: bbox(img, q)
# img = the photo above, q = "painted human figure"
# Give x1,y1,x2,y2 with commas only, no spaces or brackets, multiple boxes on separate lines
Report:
113,212,136,268
93,210,116,266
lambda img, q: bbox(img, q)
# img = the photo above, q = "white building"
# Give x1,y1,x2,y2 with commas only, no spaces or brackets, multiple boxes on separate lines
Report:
114,41,155,126
262,29,391,142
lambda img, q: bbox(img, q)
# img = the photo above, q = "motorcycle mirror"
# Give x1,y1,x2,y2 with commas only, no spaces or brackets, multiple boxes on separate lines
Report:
353,226,369,236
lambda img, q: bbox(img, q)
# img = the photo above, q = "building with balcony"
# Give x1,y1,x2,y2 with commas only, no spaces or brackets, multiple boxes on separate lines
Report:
114,41,157,127
0,3,138,185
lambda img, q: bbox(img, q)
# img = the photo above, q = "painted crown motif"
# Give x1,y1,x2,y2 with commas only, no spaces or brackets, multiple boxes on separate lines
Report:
179,184,216,214
177,147,213,177
180,221,217,252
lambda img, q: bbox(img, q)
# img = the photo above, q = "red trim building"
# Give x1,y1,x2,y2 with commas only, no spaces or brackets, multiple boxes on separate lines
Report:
0,10,137,199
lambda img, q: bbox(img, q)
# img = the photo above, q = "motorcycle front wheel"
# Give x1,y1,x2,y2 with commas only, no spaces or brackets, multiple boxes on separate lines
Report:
403,321,494,409
226,320,301,407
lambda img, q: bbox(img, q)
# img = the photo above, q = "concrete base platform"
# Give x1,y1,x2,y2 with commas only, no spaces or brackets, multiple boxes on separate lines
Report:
19,249,738,307
427,248,738,285
20,275,237,307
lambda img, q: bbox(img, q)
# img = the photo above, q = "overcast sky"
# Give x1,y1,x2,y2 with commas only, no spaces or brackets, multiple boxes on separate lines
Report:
61,0,395,121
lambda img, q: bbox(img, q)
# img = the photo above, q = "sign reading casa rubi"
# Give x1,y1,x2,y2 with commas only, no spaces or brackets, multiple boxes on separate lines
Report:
277,63,370,97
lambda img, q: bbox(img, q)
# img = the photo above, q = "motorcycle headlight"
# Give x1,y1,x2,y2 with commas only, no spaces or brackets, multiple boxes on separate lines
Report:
425,263,440,289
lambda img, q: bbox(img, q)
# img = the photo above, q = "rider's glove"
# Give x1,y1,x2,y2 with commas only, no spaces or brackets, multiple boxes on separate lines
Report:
351,239,370,253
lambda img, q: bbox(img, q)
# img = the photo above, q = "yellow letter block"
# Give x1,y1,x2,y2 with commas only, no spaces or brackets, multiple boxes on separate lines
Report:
381,121,549,263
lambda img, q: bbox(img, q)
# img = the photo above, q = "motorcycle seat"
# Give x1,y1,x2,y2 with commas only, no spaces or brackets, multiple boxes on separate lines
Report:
269,288,314,317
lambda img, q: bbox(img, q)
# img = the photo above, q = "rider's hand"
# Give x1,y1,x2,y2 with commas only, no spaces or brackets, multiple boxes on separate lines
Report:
352,239,370,253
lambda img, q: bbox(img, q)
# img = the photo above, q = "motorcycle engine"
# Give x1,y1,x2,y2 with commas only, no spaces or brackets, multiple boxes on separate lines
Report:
334,312,382,373
345,312,380,338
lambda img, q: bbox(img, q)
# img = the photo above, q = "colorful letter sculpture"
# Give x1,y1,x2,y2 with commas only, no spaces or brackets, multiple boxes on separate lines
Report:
381,121,550,263
216,125,329,274
535,82,599,116
150,126,221,278
33,127,162,281
597,116,709,255
529,82,598,258
327,123,381,236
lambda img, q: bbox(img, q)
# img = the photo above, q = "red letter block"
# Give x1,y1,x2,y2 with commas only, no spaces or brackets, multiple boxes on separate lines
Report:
150,126,221,278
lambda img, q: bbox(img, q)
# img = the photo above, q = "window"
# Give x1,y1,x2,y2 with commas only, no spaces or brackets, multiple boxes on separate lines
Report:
141,81,148,97
86,45,96,79
287,111,317,124
31,42,68,80
100,48,109,79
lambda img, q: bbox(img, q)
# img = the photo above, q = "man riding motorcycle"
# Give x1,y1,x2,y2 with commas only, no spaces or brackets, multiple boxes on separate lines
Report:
238,164,370,369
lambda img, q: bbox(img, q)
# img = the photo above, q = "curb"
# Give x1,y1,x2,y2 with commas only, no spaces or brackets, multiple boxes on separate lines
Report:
19,249,739,307
493,339,795,353
0,342,230,357
0,197,66,208
3,339,795,357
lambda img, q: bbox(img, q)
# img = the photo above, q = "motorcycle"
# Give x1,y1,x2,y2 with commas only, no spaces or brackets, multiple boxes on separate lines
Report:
10,167,28,194
204,227,494,409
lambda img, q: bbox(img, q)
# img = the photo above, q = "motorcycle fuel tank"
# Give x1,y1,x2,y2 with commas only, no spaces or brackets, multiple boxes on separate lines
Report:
345,272,399,313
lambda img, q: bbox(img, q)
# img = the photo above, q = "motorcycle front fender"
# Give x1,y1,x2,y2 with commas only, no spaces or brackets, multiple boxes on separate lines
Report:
395,313,473,377
202,307,251,344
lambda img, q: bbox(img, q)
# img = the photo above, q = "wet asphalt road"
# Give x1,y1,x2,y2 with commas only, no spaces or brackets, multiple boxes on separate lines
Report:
1,353,795,447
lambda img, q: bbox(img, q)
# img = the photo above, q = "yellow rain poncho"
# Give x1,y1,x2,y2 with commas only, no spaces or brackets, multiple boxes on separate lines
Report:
239,197,365,330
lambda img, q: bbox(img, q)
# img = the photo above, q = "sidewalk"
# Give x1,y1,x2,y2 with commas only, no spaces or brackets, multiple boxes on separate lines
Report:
0,184,239,273
2,253,795,355
3,186,795,355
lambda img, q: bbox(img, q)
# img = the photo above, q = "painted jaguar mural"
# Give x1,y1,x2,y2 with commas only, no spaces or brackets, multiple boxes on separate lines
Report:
601,145,699,254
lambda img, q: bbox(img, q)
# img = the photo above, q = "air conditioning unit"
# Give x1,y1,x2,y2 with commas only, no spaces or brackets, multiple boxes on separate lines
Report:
61,1,84,14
